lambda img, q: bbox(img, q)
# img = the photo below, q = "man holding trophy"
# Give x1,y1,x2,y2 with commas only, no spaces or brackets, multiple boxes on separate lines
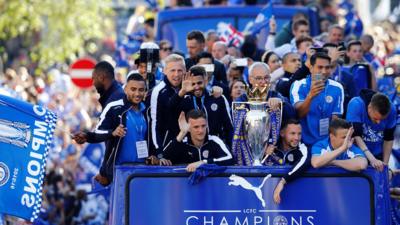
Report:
232,62,295,166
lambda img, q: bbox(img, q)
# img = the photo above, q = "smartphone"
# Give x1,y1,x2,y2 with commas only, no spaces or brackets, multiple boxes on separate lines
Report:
314,73,322,81
201,64,215,73
234,58,248,67
311,47,328,53
338,42,346,51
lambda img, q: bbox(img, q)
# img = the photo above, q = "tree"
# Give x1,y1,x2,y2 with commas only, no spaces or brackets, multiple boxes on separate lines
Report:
0,0,114,70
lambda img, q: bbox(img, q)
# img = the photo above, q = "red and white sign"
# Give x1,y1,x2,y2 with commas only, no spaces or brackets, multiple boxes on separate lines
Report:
69,58,97,88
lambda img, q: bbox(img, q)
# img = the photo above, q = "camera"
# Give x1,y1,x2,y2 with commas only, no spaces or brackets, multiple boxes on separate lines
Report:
140,42,160,89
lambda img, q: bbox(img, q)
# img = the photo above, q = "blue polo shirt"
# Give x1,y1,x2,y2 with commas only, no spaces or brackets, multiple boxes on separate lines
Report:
312,137,365,160
346,97,396,156
290,76,344,145
116,103,147,165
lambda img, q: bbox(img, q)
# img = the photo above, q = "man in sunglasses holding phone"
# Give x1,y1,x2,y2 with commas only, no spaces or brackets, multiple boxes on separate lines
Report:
290,52,345,147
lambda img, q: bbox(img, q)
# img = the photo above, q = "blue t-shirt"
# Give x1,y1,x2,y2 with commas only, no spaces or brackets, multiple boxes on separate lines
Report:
346,97,396,156
290,76,344,145
117,104,147,165
312,137,365,160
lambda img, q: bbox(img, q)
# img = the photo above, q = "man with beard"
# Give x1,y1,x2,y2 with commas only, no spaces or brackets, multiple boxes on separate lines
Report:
78,73,148,185
263,119,309,204
99,73,149,184
73,61,124,141
73,61,125,185
346,90,396,171
168,65,233,147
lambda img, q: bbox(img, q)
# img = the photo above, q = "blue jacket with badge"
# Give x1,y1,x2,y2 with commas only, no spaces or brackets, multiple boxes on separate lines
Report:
169,91,234,148
148,76,180,155
89,96,148,182
163,134,234,166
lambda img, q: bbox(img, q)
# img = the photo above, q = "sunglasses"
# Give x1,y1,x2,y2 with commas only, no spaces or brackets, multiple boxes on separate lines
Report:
161,47,173,51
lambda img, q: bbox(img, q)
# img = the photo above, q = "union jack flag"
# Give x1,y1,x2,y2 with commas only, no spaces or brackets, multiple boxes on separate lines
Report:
217,22,244,47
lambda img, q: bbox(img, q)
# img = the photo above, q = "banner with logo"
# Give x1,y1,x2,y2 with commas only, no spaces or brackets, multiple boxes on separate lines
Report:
0,94,56,222
110,166,390,225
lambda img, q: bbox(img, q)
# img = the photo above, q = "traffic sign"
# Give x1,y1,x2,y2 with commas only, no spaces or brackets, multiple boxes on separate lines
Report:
69,58,96,88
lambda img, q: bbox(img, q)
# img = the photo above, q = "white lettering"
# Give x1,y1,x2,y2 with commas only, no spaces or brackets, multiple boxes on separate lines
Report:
27,160,41,176
32,137,45,151
33,106,46,116
33,121,47,138
307,216,314,225
187,216,199,225
235,217,248,225
243,209,256,214
21,194,35,207
220,217,228,225
204,216,214,225
24,177,38,194
22,120,47,208
291,217,302,225
254,216,263,224
30,151,43,160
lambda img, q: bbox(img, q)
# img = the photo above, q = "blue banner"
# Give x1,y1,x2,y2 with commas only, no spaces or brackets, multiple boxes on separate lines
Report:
129,177,370,225
0,95,56,222
110,166,390,225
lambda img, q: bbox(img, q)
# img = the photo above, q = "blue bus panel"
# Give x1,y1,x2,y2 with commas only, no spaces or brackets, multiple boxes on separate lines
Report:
110,166,390,225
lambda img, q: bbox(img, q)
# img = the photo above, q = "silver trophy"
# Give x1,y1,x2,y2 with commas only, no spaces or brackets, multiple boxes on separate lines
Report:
0,119,31,148
232,84,274,166
244,102,270,165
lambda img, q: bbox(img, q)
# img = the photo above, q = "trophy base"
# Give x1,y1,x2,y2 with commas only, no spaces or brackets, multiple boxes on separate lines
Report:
253,159,262,166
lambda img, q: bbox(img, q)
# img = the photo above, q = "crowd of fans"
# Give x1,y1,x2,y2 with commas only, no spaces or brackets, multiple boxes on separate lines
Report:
0,1,399,224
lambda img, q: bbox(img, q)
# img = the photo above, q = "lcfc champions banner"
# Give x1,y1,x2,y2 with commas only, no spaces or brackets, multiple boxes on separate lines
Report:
0,95,57,222
110,166,390,225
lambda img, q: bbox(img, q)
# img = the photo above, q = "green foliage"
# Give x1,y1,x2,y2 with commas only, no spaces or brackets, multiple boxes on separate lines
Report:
0,0,114,69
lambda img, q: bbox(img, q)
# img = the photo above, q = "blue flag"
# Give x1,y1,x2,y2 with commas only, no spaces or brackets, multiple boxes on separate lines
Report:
248,2,273,35
0,94,56,222
77,143,105,185
188,164,227,185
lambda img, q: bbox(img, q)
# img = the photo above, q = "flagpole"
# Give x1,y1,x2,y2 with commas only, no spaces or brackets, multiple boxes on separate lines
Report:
54,126,74,138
